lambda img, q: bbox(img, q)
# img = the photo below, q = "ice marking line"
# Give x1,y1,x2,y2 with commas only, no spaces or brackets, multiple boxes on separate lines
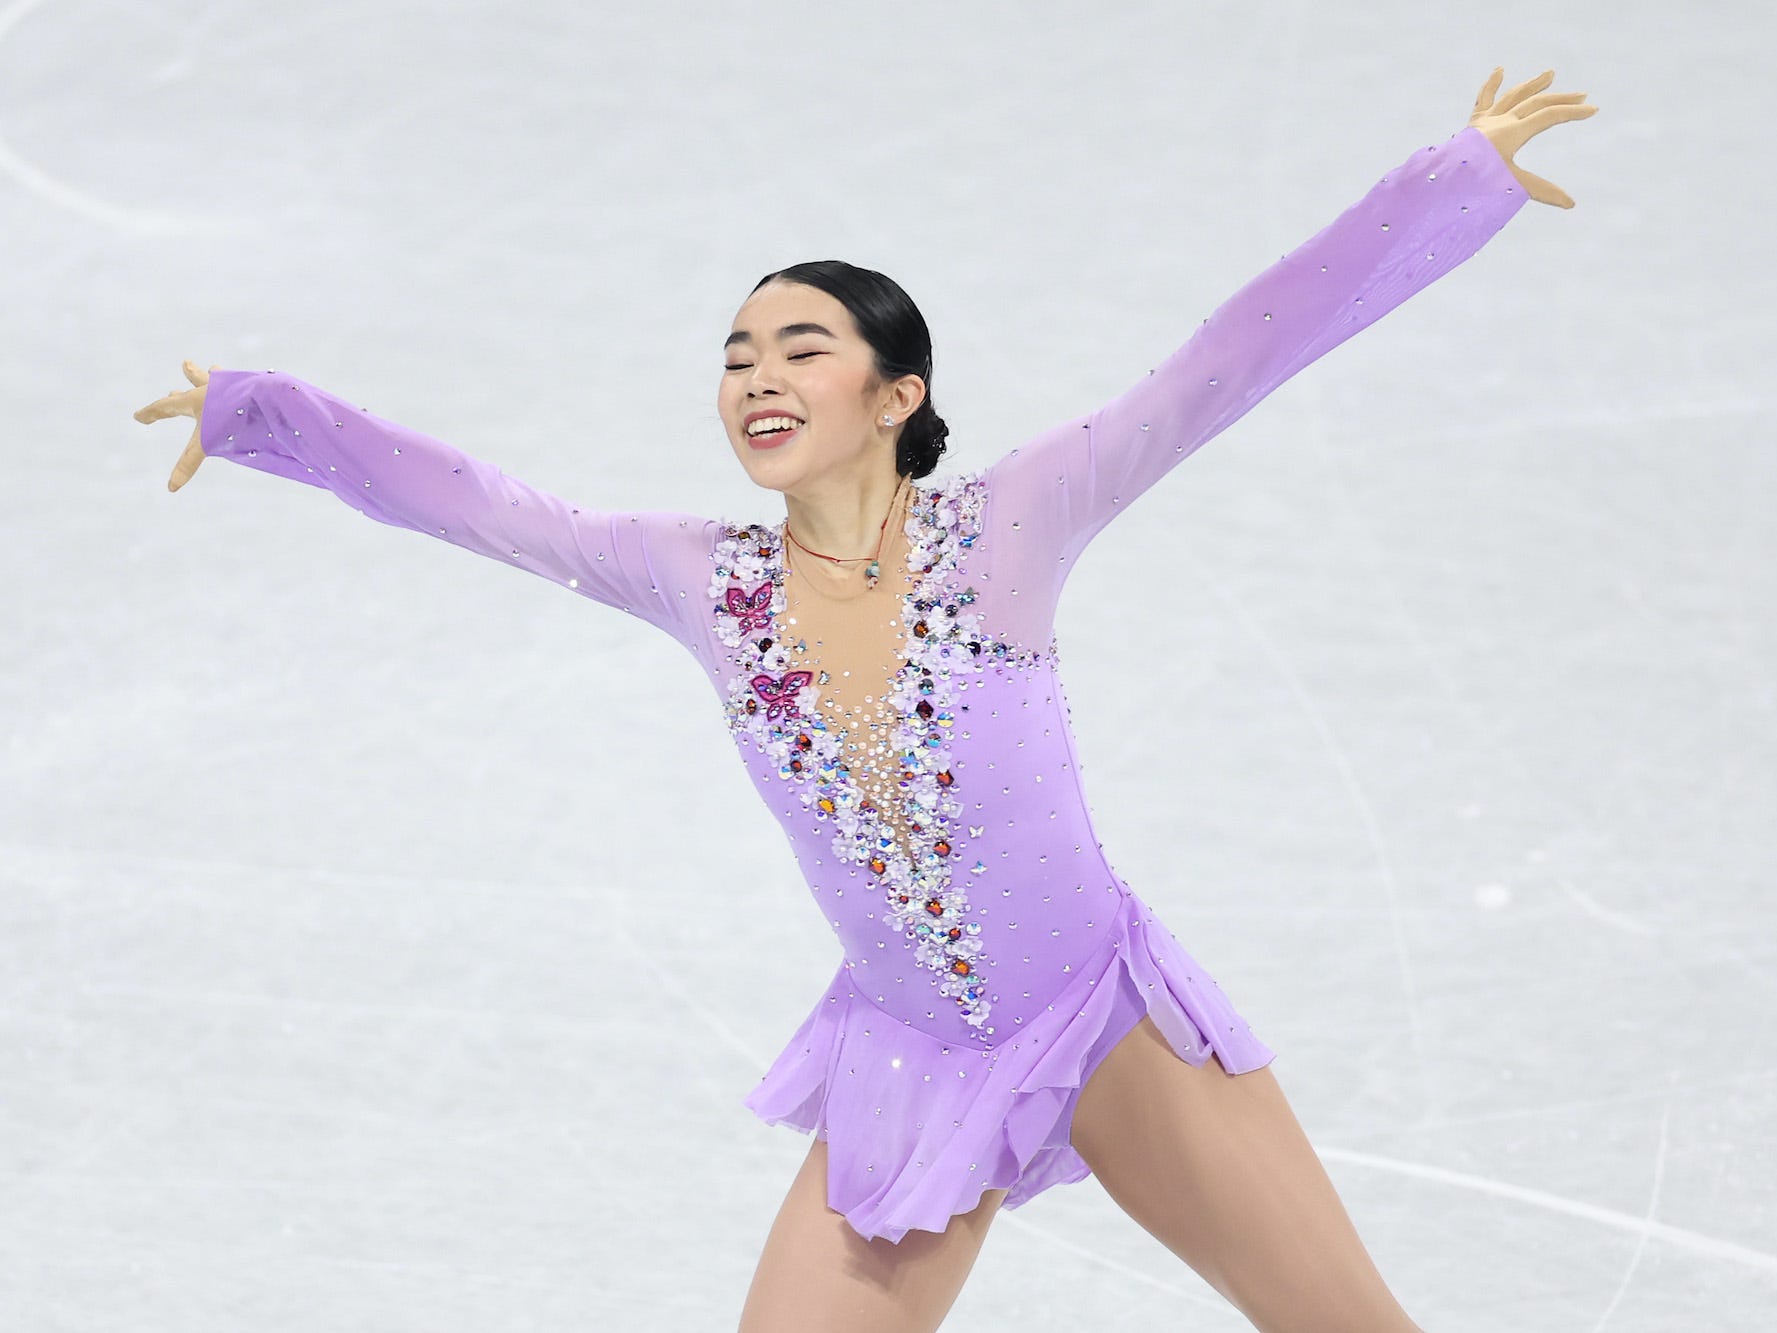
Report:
1188,557,1428,1083
993,1209,1237,1314
1588,1088,1672,1332
1561,879,1658,937
1320,1142,1777,1276
1326,1066,1769,1138
0,0,236,234
606,891,766,1070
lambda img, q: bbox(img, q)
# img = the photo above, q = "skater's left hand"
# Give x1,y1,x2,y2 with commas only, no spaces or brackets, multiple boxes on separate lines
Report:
1467,67,1597,209
133,359,218,493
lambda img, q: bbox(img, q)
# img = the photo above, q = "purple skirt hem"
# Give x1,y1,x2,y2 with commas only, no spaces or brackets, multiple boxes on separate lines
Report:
742,888,1277,1243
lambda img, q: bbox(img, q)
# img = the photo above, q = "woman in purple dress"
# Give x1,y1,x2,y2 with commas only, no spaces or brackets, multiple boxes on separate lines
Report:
137,66,1593,1333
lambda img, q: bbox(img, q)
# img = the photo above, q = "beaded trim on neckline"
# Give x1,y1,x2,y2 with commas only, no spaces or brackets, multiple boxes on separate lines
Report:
707,470,1013,1037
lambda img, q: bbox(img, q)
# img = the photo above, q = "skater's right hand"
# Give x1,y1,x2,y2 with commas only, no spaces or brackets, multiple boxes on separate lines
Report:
1467,67,1597,209
134,359,220,493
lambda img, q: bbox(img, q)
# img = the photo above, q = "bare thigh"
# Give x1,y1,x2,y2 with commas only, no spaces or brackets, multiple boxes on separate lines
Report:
1069,1016,1423,1333
737,1135,1007,1333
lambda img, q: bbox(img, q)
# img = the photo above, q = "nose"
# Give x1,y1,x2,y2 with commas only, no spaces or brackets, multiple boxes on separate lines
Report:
746,364,784,397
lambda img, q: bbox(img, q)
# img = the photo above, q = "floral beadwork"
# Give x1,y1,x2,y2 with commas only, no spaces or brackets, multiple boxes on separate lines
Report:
707,471,1040,1040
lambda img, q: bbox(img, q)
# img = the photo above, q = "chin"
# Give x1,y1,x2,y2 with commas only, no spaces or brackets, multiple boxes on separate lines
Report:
734,456,796,494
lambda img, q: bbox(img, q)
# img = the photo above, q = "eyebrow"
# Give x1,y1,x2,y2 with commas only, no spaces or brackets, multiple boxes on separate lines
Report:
723,322,838,351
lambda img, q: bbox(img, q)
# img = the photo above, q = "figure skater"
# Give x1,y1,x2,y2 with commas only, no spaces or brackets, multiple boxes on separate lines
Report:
136,66,1594,1333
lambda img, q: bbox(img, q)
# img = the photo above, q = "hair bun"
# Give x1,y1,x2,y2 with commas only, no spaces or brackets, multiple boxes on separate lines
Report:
896,400,949,480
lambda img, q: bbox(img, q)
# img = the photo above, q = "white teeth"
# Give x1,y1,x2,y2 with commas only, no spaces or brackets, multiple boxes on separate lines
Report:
746,416,803,437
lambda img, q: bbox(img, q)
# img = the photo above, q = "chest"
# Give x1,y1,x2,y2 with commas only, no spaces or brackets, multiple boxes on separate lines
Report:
707,474,987,745
704,472,1066,1037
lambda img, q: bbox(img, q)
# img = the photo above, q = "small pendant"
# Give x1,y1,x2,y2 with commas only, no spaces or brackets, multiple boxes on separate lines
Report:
865,559,880,583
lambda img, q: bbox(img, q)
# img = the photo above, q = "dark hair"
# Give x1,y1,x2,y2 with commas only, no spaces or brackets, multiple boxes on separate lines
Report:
750,260,950,480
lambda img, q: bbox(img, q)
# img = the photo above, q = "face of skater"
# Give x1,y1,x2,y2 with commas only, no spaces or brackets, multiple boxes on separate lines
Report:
719,279,925,551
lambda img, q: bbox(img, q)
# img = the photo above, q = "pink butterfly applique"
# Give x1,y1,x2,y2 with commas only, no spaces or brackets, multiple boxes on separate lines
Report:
751,670,814,722
724,582,774,634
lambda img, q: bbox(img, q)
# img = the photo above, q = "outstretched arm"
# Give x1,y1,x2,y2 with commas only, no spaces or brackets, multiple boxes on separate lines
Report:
981,124,1528,585
194,368,716,649
980,67,1596,594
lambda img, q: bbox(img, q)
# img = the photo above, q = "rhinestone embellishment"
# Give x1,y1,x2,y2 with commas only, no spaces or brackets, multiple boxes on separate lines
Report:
706,472,1019,1037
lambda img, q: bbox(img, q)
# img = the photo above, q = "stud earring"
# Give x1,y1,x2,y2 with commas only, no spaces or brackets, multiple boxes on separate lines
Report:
882,415,894,426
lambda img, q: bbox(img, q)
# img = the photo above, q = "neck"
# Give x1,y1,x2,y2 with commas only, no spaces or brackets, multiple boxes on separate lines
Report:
782,467,911,557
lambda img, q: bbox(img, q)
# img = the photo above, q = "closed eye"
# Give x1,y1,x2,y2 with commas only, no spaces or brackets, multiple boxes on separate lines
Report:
723,352,824,371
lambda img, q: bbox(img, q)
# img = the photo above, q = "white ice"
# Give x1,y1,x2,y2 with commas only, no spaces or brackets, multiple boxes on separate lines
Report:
3,1,1773,1329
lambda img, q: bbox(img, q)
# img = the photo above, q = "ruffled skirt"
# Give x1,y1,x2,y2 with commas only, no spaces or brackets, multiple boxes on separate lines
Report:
742,887,1277,1243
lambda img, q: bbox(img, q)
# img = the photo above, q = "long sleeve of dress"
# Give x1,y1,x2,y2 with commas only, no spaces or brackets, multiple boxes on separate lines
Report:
978,125,1528,626
198,369,718,653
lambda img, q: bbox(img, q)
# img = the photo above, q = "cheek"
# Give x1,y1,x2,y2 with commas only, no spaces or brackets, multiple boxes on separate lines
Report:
716,379,742,424
814,369,870,417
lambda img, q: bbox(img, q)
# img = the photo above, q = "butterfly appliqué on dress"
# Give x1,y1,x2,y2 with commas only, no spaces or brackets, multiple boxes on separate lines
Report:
723,581,774,635
749,669,814,722
705,477,1003,1038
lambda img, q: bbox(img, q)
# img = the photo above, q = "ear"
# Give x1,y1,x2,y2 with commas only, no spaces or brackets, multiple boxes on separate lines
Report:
882,373,927,423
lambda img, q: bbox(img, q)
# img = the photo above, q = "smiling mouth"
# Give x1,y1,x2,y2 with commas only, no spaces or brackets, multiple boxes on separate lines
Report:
745,416,804,447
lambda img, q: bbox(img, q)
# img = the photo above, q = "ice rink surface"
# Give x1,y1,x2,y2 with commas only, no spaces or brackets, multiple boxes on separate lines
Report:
4,0,1773,1328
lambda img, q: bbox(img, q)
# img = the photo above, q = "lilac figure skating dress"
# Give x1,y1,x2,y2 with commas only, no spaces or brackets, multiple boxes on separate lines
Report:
198,127,1526,1244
